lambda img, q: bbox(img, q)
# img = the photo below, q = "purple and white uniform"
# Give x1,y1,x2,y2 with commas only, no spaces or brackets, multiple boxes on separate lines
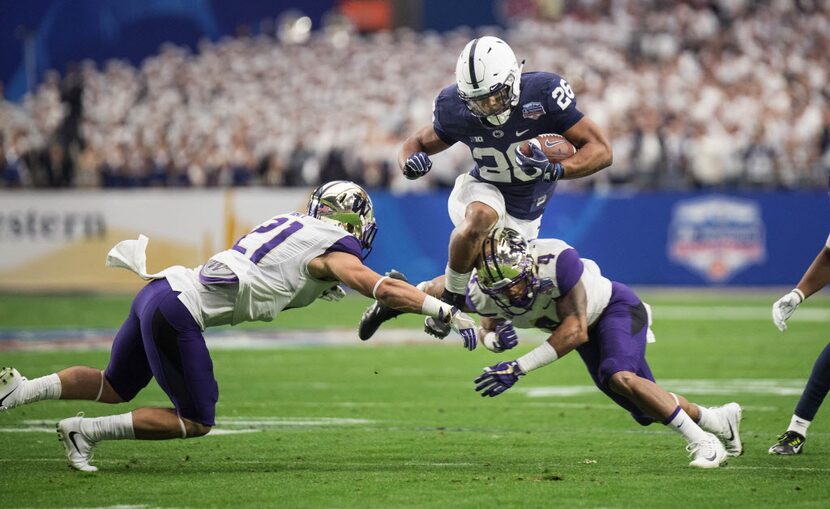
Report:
102,213,363,425
467,239,658,425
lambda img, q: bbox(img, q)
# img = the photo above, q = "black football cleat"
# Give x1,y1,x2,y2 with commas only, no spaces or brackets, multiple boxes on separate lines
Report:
768,430,806,455
424,290,466,339
358,270,409,340
423,314,451,339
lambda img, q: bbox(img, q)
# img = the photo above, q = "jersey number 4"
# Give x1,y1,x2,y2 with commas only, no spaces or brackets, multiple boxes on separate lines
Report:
232,216,304,264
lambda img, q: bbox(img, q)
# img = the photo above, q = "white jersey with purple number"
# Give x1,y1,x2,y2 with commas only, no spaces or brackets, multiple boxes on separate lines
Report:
107,213,362,330
467,239,612,331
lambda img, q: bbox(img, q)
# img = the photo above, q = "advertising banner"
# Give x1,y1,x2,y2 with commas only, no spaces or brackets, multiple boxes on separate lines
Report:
0,189,310,292
1,189,828,292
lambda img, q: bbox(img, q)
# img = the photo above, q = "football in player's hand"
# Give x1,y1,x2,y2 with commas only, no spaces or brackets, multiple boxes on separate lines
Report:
519,134,576,162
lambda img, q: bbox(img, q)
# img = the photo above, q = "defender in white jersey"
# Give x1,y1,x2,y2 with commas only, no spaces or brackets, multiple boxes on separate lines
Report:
469,228,744,468
359,228,743,468
0,181,477,472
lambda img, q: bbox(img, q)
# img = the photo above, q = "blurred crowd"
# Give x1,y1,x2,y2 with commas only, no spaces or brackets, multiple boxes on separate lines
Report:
0,0,828,191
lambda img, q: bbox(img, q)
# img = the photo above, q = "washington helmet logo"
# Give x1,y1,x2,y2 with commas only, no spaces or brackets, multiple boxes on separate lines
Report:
668,196,765,282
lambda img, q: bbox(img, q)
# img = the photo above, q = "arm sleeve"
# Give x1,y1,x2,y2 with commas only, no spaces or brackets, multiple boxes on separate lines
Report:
555,248,584,296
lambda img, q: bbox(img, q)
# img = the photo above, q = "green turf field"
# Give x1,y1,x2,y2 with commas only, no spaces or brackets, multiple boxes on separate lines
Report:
2,292,830,508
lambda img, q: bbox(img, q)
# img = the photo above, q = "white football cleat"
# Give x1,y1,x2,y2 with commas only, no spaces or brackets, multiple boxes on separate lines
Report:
57,414,98,472
687,433,728,469
714,402,743,457
0,367,25,411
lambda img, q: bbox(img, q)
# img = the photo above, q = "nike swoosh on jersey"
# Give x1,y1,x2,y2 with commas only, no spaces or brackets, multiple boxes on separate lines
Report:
516,129,530,136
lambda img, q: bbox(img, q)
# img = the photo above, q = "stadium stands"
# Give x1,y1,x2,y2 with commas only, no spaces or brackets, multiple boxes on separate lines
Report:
0,0,827,191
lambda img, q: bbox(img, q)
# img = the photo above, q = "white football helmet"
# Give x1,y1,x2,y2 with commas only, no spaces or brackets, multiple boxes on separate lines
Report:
455,36,523,126
308,180,378,258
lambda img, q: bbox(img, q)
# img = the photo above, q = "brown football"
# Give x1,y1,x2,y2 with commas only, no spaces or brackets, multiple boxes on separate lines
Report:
519,133,577,162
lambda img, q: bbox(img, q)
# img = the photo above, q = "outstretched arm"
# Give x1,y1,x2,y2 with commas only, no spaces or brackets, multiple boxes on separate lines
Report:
474,281,588,397
773,241,830,331
796,245,830,299
560,117,613,180
310,252,434,313
309,252,478,349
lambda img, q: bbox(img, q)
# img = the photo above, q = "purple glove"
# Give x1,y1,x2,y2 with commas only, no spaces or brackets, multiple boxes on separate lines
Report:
474,360,525,397
482,321,519,353
515,144,563,182
402,152,432,180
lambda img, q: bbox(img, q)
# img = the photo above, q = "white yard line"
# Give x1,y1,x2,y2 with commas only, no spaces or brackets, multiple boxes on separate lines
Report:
2,304,828,352
1,416,375,436
523,379,807,398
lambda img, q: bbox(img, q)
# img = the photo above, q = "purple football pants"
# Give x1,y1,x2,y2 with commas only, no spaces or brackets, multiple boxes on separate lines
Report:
576,282,657,426
104,279,218,426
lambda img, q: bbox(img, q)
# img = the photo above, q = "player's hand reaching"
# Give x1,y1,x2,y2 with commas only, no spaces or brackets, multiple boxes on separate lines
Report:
319,284,347,302
482,320,519,353
425,306,477,350
402,152,433,180
515,144,563,182
474,360,525,397
772,289,804,332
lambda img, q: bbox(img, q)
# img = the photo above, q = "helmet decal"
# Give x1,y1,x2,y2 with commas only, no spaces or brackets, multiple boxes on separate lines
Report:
308,180,377,259
477,227,540,315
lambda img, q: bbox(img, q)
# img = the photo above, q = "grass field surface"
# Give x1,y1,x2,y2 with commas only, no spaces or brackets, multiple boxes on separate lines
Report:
2,292,829,508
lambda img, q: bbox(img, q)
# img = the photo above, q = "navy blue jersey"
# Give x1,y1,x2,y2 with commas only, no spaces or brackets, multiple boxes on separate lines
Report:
432,72,583,220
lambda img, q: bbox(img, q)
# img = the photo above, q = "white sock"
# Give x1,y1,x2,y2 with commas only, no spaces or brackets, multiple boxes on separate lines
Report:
19,374,62,404
788,414,811,437
695,405,724,434
80,412,135,442
664,406,710,443
444,266,472,295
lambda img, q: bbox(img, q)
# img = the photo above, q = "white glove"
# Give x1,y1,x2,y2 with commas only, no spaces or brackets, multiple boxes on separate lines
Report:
772,289,804,332
319,284,347,302
448,308,478,350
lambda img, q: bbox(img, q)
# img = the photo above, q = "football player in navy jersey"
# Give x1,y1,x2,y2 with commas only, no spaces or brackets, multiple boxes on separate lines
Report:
768,230,830,455
364,36,612,338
